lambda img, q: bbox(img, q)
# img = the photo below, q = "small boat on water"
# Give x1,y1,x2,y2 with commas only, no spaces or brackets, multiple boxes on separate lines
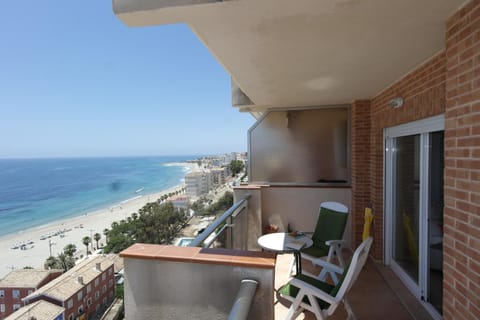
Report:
135,187,144,194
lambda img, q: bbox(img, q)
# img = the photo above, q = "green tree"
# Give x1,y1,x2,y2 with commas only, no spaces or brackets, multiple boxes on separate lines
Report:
57,253,75,272
230,160,244,176
44,256,59,270
103,202,187,253
63,244,77,257
94,233,101,249
82,236,91,256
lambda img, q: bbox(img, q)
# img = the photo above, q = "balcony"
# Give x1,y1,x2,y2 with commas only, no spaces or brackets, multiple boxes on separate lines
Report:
120,195,431,320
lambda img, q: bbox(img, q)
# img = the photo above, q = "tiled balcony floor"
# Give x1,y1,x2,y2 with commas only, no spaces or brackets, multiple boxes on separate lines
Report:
273,253,434,320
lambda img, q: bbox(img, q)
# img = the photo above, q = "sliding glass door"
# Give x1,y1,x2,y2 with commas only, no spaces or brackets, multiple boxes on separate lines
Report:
385,116,444,318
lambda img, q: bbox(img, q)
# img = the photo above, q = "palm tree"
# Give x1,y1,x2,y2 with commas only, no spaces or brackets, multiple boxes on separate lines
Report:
103,228,109,243
94,233,101,249
63,244,77,257
82,236,91,256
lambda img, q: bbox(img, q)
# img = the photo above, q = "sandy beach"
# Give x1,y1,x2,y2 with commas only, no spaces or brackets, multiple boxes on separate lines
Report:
0,162,199,278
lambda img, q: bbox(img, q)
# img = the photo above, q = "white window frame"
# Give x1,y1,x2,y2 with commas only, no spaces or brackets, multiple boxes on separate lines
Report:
0,304,5,313
69,314,74,320
13,304,21,311
77,291,83,301
78,305,84,315
87,298,92,307
67,299,73,309
87,284,91,293
102,273,106,281
95,278,99,287
0,290,4,298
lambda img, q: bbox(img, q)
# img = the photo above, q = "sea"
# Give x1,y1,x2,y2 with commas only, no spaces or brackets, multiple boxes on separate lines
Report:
0,156,197,237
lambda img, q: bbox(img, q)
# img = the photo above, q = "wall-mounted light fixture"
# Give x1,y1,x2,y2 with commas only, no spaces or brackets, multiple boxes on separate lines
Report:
389,97,404,108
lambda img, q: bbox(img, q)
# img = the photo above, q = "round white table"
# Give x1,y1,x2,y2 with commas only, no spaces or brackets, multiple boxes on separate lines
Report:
257,232,313,275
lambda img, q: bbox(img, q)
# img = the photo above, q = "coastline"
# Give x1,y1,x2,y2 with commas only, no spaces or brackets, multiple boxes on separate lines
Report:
0,161,200,278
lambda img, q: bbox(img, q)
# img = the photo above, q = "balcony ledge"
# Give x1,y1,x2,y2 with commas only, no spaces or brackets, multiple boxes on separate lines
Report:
120,243,276,269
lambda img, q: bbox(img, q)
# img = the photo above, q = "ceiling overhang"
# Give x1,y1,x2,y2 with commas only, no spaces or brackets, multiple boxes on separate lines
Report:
113,0,467,112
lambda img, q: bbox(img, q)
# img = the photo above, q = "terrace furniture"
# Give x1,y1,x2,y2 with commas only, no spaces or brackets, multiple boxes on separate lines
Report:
294,202,349,283
258,232,313,275
279,236,373,320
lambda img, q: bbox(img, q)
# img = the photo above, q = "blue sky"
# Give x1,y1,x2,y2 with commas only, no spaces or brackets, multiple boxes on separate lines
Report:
0,1,254,158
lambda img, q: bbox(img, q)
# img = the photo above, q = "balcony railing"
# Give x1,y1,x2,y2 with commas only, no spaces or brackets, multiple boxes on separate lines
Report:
189,195,250,248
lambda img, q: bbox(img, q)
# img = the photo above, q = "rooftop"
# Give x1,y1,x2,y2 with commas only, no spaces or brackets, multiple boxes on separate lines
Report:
5,300,65,320
24,254,116,302
0,269,62,289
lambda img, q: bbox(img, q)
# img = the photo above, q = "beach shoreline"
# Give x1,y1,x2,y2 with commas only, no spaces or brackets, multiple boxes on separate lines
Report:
0,161,199,278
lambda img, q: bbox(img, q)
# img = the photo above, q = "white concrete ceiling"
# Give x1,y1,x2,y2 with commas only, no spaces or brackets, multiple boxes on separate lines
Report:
114,0,467,111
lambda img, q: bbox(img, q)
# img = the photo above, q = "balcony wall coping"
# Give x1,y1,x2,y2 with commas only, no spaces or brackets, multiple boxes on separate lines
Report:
119,244,276,269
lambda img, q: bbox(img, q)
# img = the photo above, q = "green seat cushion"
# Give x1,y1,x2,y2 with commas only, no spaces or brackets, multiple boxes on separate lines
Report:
279,274,335,310
300,245,329,258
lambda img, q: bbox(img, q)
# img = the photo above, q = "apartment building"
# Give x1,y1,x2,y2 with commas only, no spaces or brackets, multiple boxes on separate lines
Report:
0,269,63,319
209,167,227,185
23,255,116,320
5,300,64,320
185,171,211,197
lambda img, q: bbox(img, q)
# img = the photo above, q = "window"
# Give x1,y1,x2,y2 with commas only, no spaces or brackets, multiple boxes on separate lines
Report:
108,268,113,275
0,290,4,298
67,299,73,309
95,278,99,287
68,314,74,320
102,285,106,294
102,297,107,305
109,292,113,299
95,291,99,300
0,304,5,313
96,304,100,312
78,305,83,315
12,290,20,299
27,289,33,295
87,298,92,307
109,279,113,288
13,304,21,311
87,284,91,293
77,291,83,301
102,273,106,281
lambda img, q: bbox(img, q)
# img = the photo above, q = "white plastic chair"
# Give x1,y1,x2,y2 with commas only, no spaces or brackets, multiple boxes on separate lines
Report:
280,237,373,320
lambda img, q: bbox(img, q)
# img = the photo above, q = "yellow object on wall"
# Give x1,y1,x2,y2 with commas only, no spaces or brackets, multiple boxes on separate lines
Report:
362,207,374,241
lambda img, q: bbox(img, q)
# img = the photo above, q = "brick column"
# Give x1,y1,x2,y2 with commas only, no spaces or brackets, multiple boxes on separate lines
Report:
444,1,480,319
351,100,372,249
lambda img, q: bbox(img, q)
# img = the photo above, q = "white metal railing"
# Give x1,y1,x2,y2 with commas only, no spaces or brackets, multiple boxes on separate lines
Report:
227,279,258,320
189,195,249,248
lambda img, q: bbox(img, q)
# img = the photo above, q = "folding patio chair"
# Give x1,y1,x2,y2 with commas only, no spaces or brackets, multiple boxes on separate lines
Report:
279,237,373,320
292,201,348,283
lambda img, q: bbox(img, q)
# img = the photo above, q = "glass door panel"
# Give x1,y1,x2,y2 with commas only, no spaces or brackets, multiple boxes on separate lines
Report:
393,134,420,283
427,131,444,314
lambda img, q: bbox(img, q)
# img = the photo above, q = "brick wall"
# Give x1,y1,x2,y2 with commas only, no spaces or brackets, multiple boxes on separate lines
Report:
351,100,371,247
350,51,447,260
443,1,480,319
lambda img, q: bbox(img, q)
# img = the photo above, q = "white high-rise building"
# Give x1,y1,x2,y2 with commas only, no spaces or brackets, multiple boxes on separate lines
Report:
185,171,211,197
